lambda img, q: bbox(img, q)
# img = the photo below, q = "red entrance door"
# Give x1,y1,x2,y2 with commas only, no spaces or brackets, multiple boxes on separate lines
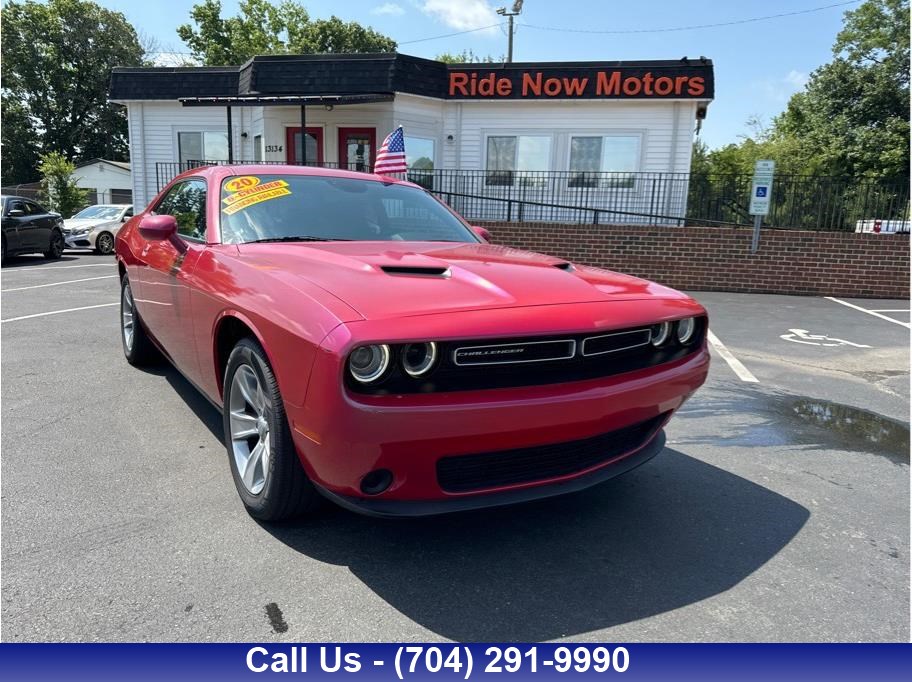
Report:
286,127,324,165
338,127,376,172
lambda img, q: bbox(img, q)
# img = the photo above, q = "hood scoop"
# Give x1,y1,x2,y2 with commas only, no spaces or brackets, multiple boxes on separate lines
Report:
380,265,451,278
553,262,574,271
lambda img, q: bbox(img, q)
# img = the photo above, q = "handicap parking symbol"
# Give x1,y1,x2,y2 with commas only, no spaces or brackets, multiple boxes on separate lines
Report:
756,186,768,198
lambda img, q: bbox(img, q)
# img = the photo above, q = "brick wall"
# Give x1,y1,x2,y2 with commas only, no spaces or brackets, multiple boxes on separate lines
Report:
476,222,910,299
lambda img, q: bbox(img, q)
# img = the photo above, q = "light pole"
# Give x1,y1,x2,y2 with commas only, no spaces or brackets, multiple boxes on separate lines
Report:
496,0,524,63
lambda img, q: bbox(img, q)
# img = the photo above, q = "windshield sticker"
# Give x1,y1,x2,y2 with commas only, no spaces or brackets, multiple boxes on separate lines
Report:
224,176,261,193
223,179,290,206
223,185,292,215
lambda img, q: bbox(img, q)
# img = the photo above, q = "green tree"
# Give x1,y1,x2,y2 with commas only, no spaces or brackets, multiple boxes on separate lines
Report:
0,0,145,185
177,0,396,65
774,0,909,178
38,152,89,218
435,50,501,64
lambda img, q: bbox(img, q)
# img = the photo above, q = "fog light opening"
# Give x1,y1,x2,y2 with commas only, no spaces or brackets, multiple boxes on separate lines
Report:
360,469,393,495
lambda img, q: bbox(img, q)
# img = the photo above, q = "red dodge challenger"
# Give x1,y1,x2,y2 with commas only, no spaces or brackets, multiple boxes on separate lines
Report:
116,165,709,520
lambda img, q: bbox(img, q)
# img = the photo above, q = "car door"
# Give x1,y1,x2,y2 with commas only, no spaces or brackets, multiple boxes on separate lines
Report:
24,200,53,248
2,200,26,252
140,179,208,382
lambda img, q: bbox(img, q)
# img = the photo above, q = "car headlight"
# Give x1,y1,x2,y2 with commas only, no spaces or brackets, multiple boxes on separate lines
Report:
348,344,391,384
402,342,437,377
650,322,672,346
70,227,91,236
677,317,697,344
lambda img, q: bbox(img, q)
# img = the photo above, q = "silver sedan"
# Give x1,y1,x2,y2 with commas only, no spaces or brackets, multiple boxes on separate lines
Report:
63,204,133,254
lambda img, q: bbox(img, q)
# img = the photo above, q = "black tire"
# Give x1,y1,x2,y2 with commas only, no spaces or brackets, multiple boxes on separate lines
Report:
43,229,64,259
223,337,321,521
120,274,158,366
1,236,7,265
95,231,115,255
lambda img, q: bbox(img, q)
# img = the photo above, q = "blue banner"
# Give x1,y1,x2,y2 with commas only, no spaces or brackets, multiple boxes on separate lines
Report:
0,644,910,680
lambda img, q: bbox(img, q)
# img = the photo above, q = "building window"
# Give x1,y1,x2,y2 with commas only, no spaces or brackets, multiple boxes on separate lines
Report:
568,135,639,188
404,136,435,189
178,131,229,164
486,135,551,186
253,135,263,162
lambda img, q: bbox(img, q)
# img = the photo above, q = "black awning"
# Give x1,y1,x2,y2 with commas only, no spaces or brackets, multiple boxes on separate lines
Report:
178,93,394,107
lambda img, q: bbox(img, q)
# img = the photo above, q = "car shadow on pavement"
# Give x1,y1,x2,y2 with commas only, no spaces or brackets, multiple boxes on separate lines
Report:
262,448,809,641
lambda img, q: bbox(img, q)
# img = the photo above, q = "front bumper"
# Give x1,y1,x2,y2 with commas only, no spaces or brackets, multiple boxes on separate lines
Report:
286,313,709,514
64,233,93,249
315,428,667,517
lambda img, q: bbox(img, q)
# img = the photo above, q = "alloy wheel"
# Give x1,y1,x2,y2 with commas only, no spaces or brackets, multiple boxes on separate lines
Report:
97,233,114,254
121,281,135,352
228,364,271,495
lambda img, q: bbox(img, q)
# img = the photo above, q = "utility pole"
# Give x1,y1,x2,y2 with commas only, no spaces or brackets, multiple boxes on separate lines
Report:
496,0,524,63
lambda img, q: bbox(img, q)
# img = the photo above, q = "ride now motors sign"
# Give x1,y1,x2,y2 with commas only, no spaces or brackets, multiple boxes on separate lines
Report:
446,62,713,100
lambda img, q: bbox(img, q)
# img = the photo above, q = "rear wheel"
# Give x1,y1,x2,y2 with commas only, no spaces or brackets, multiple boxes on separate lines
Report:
95,231,115,255
43,229,64,259
120,274,157,365
223,338,320,520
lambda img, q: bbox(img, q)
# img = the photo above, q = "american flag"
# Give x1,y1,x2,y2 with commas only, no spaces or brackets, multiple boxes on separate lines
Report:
374,126,407,175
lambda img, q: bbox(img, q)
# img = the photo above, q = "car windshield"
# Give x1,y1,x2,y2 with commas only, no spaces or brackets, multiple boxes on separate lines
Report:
72,206,123,220
219,174,478,245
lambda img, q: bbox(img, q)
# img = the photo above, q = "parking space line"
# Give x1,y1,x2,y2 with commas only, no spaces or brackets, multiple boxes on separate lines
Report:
1,263,113,272
824,297,911,329
1,302,118,323
2,275,117,292
868,309,910,313
707,329,759,383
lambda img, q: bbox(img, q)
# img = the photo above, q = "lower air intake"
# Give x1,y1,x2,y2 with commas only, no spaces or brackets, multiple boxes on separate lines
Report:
436,413,667,493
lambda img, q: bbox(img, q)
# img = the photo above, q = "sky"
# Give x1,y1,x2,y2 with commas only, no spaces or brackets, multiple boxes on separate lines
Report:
92,0,861,149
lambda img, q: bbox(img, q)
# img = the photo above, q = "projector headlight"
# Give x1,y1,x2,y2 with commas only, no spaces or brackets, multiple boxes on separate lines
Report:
348,344,391,384
650,322,672,347
677,317,697,344
402,342,438,378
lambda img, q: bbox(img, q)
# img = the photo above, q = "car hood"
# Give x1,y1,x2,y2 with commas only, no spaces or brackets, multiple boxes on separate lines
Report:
64,218,118,230
237,241,687,321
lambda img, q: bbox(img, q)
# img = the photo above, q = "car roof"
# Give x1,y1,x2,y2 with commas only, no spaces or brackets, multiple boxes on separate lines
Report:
1,195,38,202
172,164,419,189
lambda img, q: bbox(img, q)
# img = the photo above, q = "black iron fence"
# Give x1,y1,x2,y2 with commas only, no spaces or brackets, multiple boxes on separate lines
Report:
154,161,910,232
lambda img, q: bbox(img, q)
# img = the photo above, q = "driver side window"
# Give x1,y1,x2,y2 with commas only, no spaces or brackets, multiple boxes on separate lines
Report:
154,180,207,241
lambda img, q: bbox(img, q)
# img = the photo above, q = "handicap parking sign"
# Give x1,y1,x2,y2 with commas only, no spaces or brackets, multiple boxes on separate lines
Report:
756,186,768,198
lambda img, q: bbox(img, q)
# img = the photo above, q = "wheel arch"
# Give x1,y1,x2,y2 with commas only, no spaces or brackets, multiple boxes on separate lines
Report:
212,311,274,401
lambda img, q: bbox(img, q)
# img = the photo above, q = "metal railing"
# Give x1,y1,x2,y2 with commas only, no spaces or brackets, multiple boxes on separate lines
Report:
154,161,910,232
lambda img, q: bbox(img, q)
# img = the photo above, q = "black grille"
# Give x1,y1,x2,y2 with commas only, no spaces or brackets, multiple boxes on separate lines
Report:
345,317,706,395
436,413,667,493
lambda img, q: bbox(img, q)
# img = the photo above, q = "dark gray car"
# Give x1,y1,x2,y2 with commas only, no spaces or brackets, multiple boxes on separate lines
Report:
1,195,65,263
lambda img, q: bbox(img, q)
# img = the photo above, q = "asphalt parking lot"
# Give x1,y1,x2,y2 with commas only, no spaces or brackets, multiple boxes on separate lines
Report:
1,252,908,642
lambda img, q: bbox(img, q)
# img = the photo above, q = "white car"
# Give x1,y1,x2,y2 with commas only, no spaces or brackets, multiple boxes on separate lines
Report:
63,204,133,254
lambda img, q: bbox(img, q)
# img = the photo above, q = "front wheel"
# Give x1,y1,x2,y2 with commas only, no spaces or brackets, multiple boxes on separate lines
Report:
95,231,115,255
223,338,321,520
120,274,157,365
43,229,64,259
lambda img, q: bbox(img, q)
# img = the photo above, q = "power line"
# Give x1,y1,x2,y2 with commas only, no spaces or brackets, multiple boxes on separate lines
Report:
398,22,505,45
518,1,862,36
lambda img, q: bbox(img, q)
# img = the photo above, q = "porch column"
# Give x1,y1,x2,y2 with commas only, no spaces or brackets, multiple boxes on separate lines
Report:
300,105,306,165
226,106,234,162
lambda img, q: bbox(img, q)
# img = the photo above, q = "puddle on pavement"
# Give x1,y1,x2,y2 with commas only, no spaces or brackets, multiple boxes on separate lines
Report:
788,398,909,464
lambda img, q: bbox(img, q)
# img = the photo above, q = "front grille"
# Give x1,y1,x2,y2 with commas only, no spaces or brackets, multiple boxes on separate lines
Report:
436,413,667,493
345,317,707,395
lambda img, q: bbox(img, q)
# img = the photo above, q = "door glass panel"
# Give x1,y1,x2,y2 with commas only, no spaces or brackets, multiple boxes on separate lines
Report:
342,133,372,172
293,132,319,165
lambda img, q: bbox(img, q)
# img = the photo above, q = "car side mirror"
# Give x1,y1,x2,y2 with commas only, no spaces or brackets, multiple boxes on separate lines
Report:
139,214,177,240
471,225,492,242
8,209,25,218
122,214,131,222
139,214,187,253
